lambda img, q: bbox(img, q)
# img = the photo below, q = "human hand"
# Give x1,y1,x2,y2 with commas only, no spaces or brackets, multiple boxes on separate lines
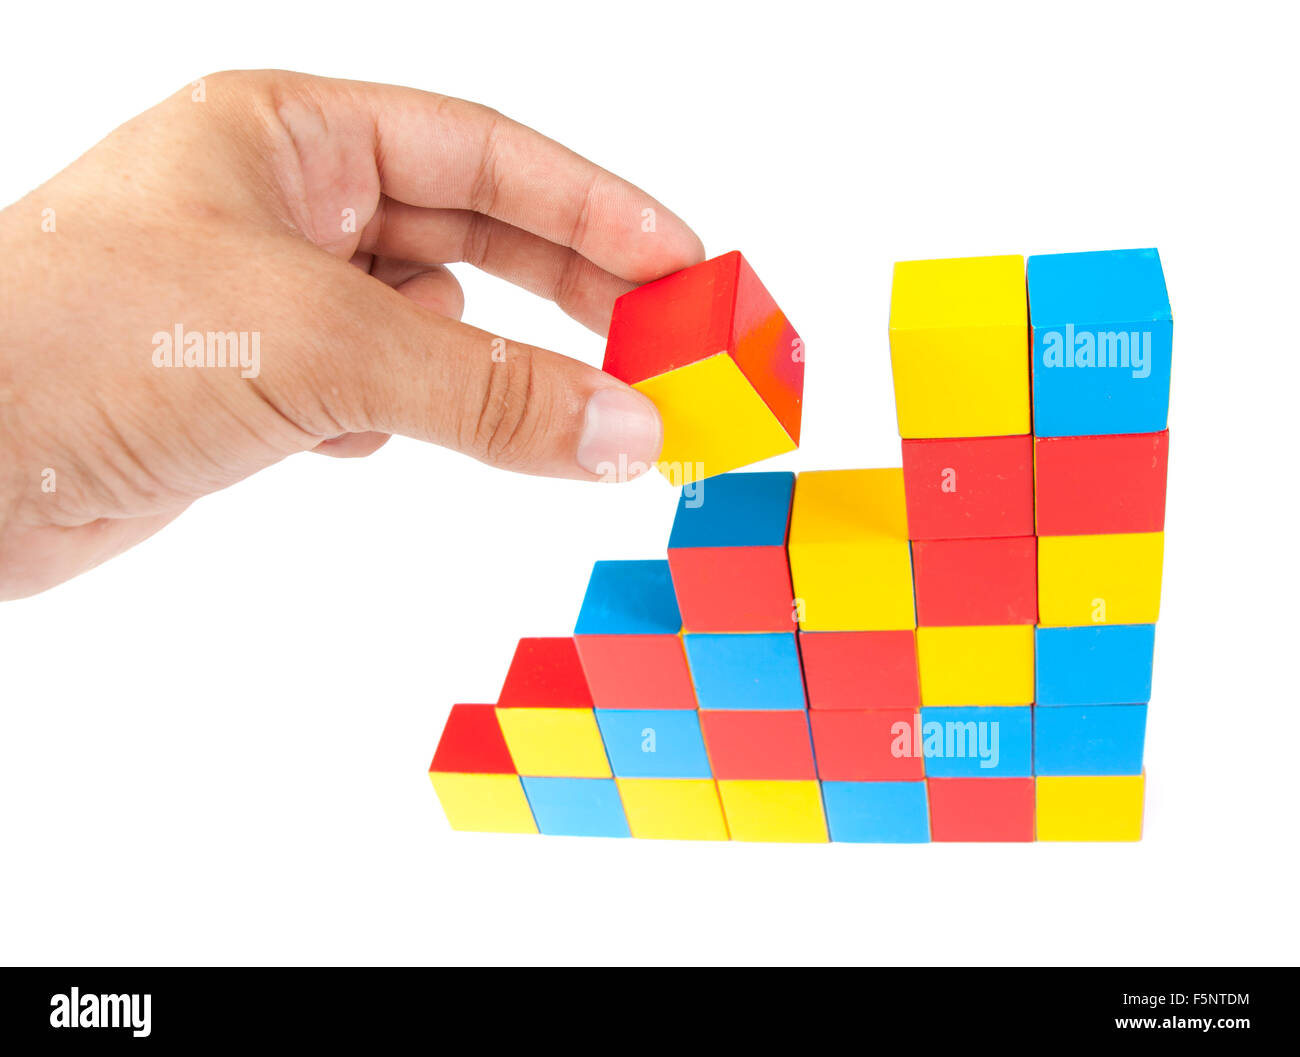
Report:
0,70,703,600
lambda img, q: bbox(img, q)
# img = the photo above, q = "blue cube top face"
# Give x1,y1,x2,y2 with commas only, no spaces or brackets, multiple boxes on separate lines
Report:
918,706,1032,778
822,781,930,843
521,777,631,838
667,471,795,550
1033,704,1147,776
682,632,806,710
1028,249,1172,437
574,560,682,636
595,710,712,779
1036,624,1155,707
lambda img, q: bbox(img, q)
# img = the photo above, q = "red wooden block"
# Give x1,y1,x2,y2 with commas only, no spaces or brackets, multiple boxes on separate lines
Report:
574,635,697,709
809,710,924,781
496,638,593,708
927,777,1035,842
603,251,803,444
912,537,1037,626
430,704,516,775
1035,430,1169,536
667,545,793,632
901,435,1033,540
798,630,921,710
699,710,816,779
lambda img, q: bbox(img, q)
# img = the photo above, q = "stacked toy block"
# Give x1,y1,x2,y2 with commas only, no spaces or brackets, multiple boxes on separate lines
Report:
429,248,1171,843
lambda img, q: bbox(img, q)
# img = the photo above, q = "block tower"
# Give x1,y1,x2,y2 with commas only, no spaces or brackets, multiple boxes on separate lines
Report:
428,248,1172,843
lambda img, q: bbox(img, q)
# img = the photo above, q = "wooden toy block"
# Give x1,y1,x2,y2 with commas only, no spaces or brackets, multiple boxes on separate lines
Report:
715,780,828,843
1035,431,1169,536
615,778,730,841
1034,704,1147,776
1028,249,1172,438
821,781,930,842
521,777,630,838
787,469,915,631
797,630,920,710
918,706,1033,778
699,710,816,779
889,255,1029,438
902,435,1034,540
912,537,1037,626
603,251,803,482
809,710,924,781
682,632,806,710
1037,532,1164,627
1036,624,1155,706
926,777,1035,842
497,637,593,709
495,707,611,778
428,772,538,834
916,625,1034,705
595,709,712,778
666,471,795,632
573,560,696,710
1036,773,1145,841
430,703,518,775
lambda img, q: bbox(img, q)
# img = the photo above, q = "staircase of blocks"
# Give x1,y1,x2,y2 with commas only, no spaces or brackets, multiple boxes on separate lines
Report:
429,248,1171,843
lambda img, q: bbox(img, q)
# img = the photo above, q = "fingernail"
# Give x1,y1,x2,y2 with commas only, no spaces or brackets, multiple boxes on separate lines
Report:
576,387,663,479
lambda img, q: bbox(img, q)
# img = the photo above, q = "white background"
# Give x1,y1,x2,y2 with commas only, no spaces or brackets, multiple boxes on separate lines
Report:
1,0,1296,966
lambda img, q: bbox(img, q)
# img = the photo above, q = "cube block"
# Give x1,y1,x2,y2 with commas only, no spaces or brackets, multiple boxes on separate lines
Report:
821,781,930,843
595,709,712,778
430,703,517,775
716,780,828,843
1036,774,1145,841
913,537,1037,626
522,777,630,837
429,772,538,834
683,632,806,710
699,710,816,779
615,778,730,841
497,638,593,709
809,710,924,781
1035,624,1155,706
1034,704,1147,776
916,625,1035,706
889,255,1029,438
1035,431,1169,536
603,251,803,482
926,777,1035,842
918,706,1033,778
797,630,920,711
902,434,1034,540
495,707,611,778
1038,532,1164,627
1028,249,1172,438
667,471,795,632
788,469,915,631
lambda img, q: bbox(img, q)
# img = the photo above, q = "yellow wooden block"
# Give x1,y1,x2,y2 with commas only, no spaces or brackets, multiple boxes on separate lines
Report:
1036,773,1145,841
494,708,611,778
787,469,916,630
716,780,828,842
1038,532,1164,627
616,778,730,841
889,255,1030,438
429,772,538,834
633,354,795,484
917,625,1034,705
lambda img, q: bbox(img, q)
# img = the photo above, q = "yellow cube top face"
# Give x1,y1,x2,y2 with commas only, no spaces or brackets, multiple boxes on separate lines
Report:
716,780,828,843
1038,532,1165,627
495,707,612,778
429,772,538,834
789,468,909,544
616,779,730,841
917,625,1035,706
1036,774,1145,842
889,255,1027,330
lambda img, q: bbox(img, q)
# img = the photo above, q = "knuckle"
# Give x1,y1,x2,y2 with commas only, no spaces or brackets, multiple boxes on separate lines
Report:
467,344,541,466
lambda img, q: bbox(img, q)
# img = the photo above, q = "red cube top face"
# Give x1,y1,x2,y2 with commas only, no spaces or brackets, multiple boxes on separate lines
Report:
430,704,517,775
496,638,594,709
603,251,803,444
1035,431,1169,536
901,435,1034,540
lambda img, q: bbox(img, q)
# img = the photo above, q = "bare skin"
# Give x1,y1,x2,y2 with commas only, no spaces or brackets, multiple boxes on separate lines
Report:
0,70,702,600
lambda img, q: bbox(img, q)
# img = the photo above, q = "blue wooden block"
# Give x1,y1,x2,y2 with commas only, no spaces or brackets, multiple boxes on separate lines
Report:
574,559,682,635
682,632,806,710
1036,624,1155,706
595,710,713,778
1028,248,1172,437
1034,704,1147,776
520,777,631,837
668,471,795,548
919,706,1032,777
822,780,930,842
